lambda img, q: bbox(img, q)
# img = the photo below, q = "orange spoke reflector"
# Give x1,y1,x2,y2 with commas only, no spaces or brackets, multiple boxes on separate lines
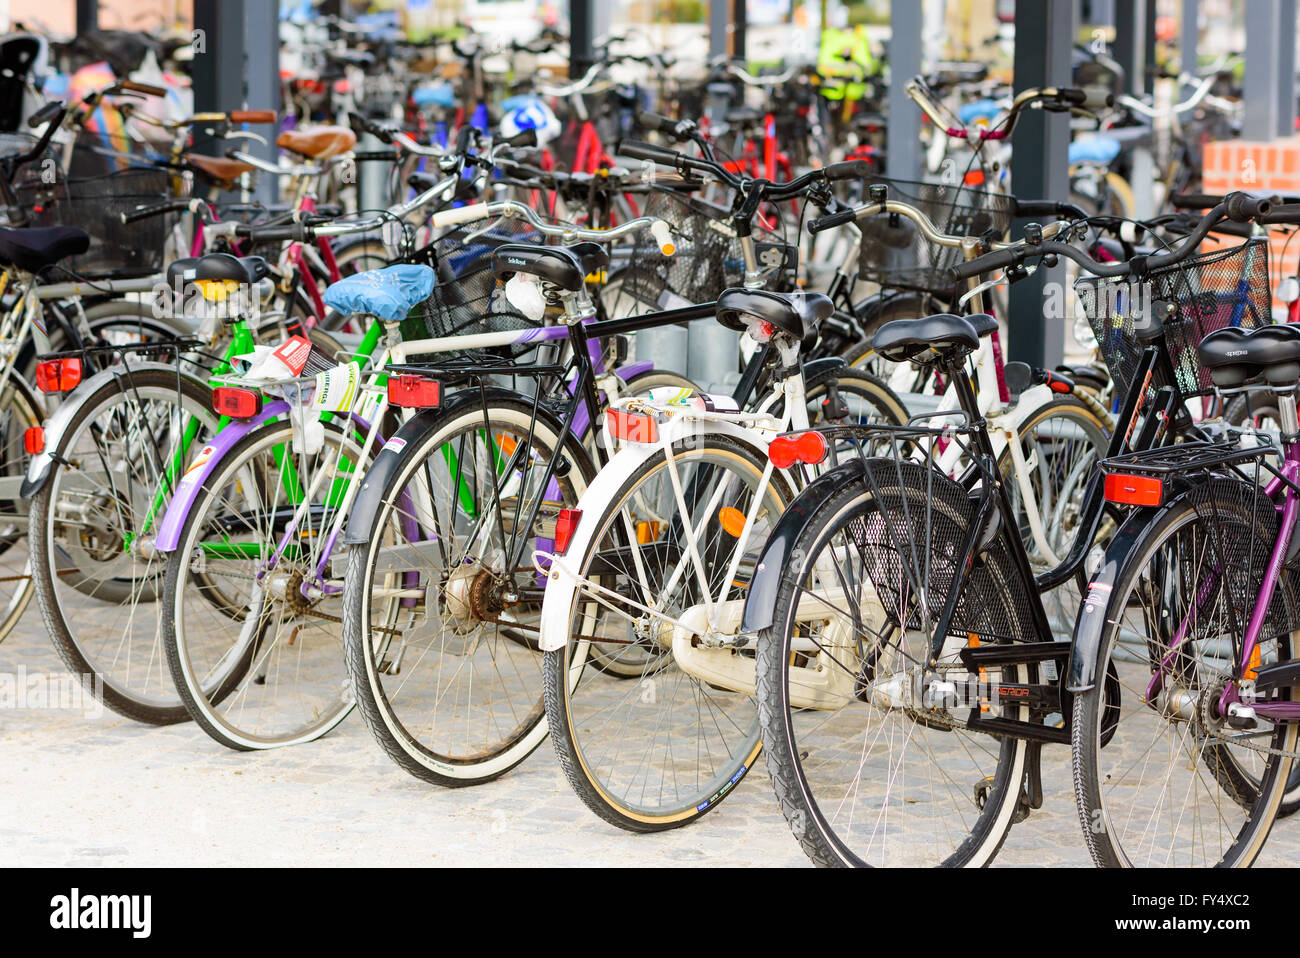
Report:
212,386,262,419
1245,644,1262,681
606,409,658,444
769,430,828,469
636,520,661,544
494,433,519,456
35,358,82,393
23,427,43,455
1102,473,1163,507
718,506,747,537
554,508,582,555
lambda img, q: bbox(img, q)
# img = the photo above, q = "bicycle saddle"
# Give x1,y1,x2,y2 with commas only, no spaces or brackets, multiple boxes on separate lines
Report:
322,264,435,321
184,153,256,187
276,125,357,160
1198,324,1300,388
492,245,588,292
873,313,982,365
716,288,833,351
0,226,89,273
193,253,256,284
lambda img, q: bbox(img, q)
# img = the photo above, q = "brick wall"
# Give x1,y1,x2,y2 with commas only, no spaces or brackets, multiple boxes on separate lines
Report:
1203,136,1300,314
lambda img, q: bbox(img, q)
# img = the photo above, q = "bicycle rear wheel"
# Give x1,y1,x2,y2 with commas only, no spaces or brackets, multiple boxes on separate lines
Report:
1071,487,1297,866
162,416,371,748
30,367,216,723
341,391,596,785
756,462,1032,866
543,433,791,831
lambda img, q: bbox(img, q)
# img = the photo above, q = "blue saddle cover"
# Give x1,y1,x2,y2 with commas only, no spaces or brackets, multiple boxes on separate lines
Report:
1069,137,1122,165
323,265,436,321
958,99,1000,126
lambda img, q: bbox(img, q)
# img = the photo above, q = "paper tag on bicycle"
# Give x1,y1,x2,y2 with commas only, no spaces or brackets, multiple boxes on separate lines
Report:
644,387,739,414
289,401,324,456
504,273,546,322
312,362,361,413
273,336,313,376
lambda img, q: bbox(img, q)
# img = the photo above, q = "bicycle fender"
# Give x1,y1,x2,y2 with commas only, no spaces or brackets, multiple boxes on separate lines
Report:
738,456,867,636
22,361,174,498
153,400,291,553
341,386,579,547
801,356,848,380
1066,501,1182,692
537,416,769,653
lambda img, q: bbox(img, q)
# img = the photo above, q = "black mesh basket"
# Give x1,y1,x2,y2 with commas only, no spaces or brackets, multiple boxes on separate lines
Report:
400,215,550,363
611,188,793,311
1076,238,1272,400
17,165,179,277
857,176,1014,297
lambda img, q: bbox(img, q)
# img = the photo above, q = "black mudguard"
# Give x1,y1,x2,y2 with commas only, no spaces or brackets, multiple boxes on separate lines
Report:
740,456,868,634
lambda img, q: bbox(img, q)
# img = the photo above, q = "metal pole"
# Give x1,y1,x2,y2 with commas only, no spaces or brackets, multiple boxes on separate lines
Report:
1009,0,1073,368
1112,0,1145,95
734,0,747,62
1179,0,1198,81
709,0,730,58
1243,0,1282,141
887,0,924,182
1278,0,1297,138
75,0,96,34
243,0,280,206
570,0,595,78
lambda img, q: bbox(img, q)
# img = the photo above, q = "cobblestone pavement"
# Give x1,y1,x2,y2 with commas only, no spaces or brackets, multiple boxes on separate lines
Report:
4,614,1300,868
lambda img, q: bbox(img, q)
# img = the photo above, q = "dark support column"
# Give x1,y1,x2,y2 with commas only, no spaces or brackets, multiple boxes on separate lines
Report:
1008,0,1073,368
1143,0,1157,92
570,0,595,77
192,2,244,117
1112,0,1146,94
75,0,97,34
243,0,280,205
1243,0,1283,140
733,0,747,62
709,0,729,58
1278,0,1297,137
1180,0,1198,79
886,0,923,182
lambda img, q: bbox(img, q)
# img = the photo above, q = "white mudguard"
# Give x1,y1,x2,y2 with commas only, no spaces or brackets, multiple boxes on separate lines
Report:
537,415,769,653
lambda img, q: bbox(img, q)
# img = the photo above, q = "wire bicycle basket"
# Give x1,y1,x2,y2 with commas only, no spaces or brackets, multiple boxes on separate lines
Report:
611,187,794,312
1076,237,1272,401
856,176,1014,298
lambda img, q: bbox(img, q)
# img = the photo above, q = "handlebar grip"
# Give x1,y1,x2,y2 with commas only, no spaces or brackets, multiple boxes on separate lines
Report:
230,110,277,124
1056,87,1088,106
1059,86,1114,109
1224,191,1277,222
235,223,307,243
26,100,64,129
121,200,189,225
501,127,537,149
636,111,681,137
808,209,857,234
119,80,167,97
1170,192,1223,210
649,219,676,256
952,248,1021,281
1258,202,1300,226
823,159,871,182
428,203,492,230
616,139,686,168
1013,199,1088,221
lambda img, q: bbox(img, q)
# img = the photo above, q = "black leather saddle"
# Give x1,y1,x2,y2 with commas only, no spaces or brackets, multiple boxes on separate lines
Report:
1198,324,1300,388
491,242,609,292
716,288,833,350
0,226,90,273
873,312,996,365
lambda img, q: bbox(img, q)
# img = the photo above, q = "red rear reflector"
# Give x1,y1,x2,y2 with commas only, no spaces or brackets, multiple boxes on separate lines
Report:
606,409,658,443
34,358,82,393
387,375,441,409
554,508,582,555
963,169,986,186
212,386,262,419
769,431,828,469
1103,473,1163,506
23,426,43,454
